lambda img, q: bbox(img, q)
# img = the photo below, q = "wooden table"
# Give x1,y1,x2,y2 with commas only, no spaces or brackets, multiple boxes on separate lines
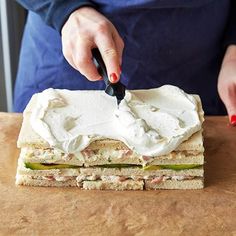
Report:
0,113,235,235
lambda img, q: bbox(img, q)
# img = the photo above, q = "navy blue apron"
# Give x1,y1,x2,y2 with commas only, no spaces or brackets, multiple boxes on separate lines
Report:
14,0,229,114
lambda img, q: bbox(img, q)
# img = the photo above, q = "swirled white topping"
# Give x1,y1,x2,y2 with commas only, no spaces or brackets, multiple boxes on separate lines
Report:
30,85,202,156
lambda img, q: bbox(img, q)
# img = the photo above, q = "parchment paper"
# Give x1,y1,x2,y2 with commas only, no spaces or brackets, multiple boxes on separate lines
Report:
0,113,235,236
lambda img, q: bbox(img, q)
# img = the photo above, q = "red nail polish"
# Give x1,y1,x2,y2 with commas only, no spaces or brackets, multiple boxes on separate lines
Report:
110,73,118,83
230,115,236,126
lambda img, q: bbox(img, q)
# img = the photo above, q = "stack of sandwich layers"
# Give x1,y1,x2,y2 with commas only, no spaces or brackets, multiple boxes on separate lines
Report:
16,85,204,190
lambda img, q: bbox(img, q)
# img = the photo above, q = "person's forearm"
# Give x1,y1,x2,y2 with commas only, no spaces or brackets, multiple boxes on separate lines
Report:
16,0,96,32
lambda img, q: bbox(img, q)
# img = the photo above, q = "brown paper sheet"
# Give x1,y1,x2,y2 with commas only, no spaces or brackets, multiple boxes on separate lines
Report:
0,112,236,235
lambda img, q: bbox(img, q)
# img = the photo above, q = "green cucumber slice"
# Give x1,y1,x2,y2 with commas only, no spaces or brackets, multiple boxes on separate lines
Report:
25,163,79,170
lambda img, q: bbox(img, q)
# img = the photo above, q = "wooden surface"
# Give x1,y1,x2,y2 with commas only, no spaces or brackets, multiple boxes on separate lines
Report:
0,112,236,236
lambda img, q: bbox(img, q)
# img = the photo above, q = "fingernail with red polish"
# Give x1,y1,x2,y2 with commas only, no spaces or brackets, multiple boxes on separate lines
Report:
110,73,118,83
230,115,236,126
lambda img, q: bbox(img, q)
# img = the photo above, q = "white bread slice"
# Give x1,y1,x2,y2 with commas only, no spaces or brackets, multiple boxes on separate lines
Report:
15,175,77,187
16,174,203,190
83,180,144,190
145,178,203,190
79,167,203,177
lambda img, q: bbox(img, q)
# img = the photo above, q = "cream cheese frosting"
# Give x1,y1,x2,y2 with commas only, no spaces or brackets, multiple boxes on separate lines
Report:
30,85,202,156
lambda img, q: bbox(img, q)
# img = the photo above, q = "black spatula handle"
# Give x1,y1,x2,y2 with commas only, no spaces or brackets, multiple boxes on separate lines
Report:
92,48,126,104
92,48,110,88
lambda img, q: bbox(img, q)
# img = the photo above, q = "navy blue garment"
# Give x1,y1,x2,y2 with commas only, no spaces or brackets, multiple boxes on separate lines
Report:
14,0,235,114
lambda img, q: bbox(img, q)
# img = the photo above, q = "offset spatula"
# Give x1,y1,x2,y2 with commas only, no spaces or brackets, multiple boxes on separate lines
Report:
92,48,126,105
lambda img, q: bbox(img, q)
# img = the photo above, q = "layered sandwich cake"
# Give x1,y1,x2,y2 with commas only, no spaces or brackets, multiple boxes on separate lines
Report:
16,85,204,190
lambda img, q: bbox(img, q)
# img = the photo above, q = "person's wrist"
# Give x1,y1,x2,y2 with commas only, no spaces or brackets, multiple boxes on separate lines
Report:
70,6,95,17
61,6,97,35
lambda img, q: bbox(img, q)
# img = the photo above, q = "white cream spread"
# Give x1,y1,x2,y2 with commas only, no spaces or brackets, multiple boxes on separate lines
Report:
30,85,202,156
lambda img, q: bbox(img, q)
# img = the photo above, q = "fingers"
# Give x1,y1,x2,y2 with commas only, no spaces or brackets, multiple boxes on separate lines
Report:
73,40,102,81
219,45,236,125
221,86,236,125
223,93,236,116
218,56,236,125
62,31,124,83
63,39,102,81
112,29,125,66
95,25,122,83
231,115,236,126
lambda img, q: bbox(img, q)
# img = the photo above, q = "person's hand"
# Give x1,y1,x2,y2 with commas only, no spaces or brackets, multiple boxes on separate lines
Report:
218,45,236,125
61,7,124,83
